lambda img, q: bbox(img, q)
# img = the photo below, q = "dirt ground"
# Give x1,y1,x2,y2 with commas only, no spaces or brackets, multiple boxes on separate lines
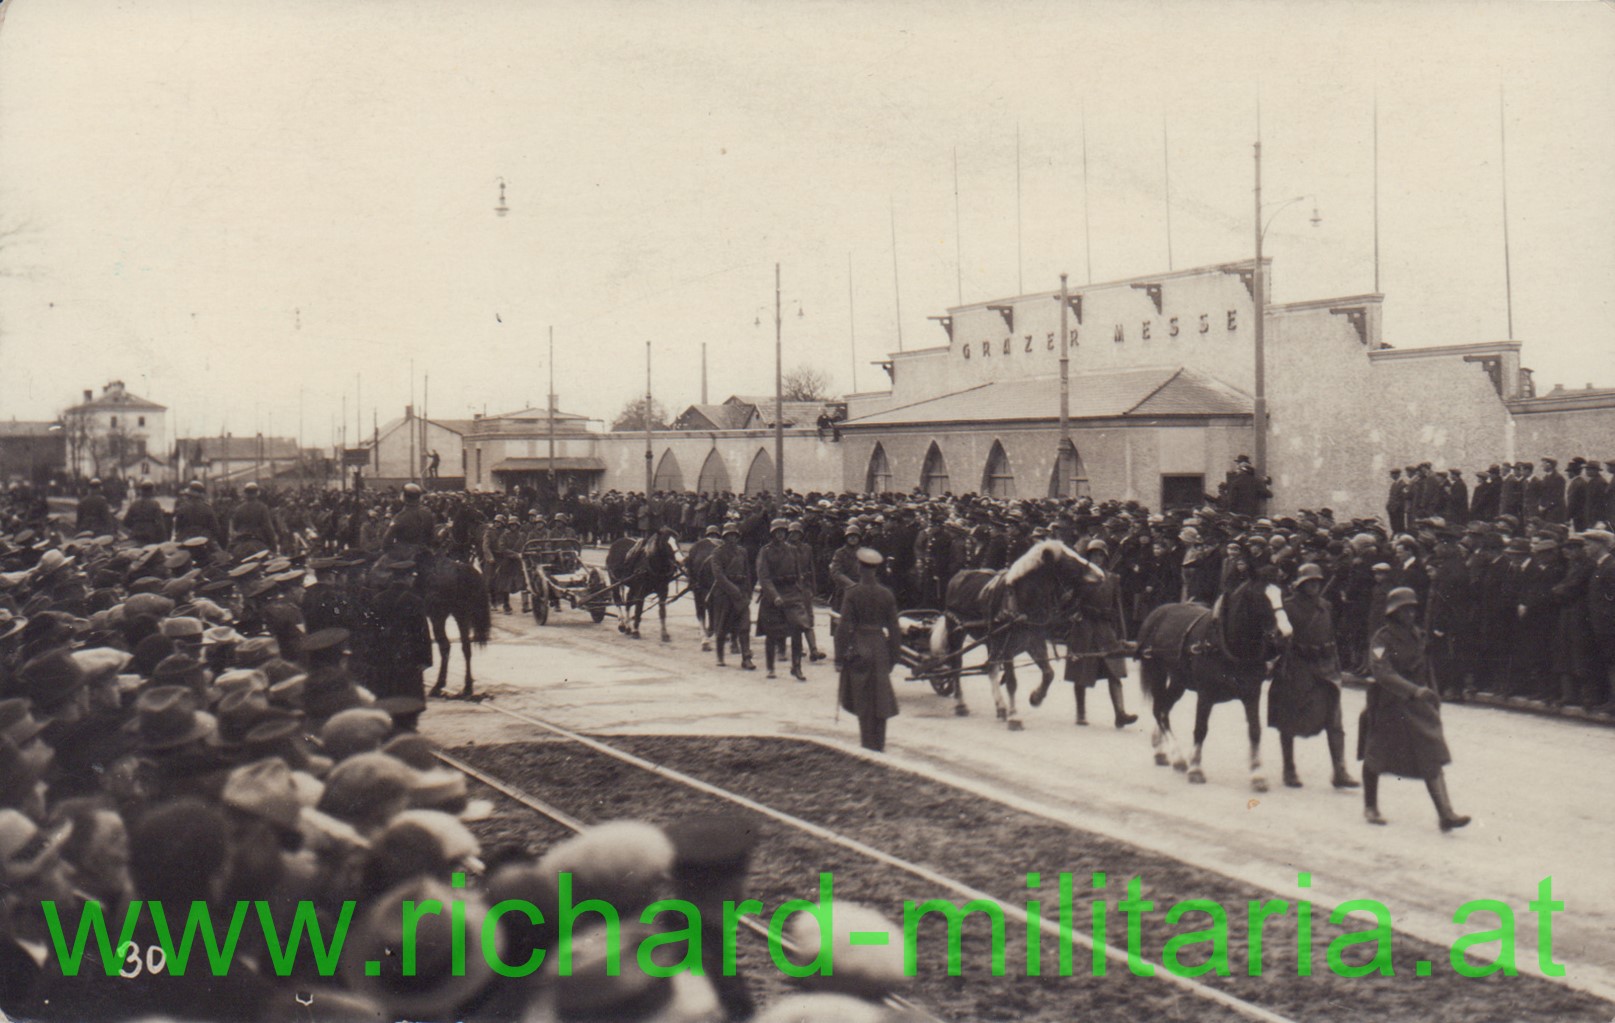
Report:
449,736,1614,1023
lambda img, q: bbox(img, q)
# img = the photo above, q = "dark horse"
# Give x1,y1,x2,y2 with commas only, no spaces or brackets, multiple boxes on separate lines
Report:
422,556,493,698
686,535,718,651
928,540,1107,730
606,530,683,642
1132,576,1289,791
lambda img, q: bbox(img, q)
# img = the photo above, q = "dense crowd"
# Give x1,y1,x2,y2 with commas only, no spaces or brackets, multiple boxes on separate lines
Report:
1,447,1612,1019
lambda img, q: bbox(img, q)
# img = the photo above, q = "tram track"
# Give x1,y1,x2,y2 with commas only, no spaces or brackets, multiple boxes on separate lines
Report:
439,698,1301,1023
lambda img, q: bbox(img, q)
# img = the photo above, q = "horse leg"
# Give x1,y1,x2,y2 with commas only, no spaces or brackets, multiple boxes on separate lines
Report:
658,586,670,643
430,614,450,697
698,592,712,652
1246,693,1268,793
460,613,476,698
1027,642,1056,713
1002,659,1023,730
1187,693,1213,784
950,627,969,717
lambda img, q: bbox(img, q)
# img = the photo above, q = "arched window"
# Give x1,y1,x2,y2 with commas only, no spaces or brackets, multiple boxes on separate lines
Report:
865,443,892,494
920,442,950,496
697,448,732,494
982,440,1015,498
744,448,776,496
652,450,685,492
1048,439,1091,499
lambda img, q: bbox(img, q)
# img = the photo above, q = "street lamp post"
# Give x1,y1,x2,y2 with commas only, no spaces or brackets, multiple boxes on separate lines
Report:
774,263,783,498
1251,138,1319,497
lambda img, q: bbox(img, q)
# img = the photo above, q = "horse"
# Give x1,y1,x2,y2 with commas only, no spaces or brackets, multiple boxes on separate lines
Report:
927,540,1107,730
421,555,493,699
606,530,684,642
686,535,718,651
1132,575,1291,791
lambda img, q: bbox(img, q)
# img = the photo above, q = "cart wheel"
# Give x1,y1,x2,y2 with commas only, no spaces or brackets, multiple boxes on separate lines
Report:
930,673,955,697
589,606,607,624
532,591,549,625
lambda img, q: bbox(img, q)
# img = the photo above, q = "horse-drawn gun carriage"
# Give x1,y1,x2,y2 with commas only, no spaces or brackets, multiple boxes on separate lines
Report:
519,538,611,625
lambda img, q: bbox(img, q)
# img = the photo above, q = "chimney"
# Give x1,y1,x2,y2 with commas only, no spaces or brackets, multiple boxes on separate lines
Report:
83,389,93,403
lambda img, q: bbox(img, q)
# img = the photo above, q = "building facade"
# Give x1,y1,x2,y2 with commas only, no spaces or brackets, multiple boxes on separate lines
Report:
62,381,170,482
838,260,1534,520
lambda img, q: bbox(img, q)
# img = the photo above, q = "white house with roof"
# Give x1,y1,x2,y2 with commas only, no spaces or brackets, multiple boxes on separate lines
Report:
62,381,171,482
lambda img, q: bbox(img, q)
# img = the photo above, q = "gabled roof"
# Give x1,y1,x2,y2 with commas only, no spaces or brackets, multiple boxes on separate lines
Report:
489,407,590,422
66,382,166,413
723,396,833,428
180,436,301,461
840,367,1251,428
674,404,755,431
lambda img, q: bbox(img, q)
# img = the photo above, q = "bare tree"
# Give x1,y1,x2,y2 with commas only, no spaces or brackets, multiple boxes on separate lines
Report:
58,408,96,478
611,395,669,432
780,365,832,402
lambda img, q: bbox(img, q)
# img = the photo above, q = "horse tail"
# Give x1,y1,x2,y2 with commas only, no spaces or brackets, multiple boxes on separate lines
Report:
929,612,952,660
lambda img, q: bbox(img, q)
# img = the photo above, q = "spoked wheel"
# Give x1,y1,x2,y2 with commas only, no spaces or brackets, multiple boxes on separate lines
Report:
532,583,550,625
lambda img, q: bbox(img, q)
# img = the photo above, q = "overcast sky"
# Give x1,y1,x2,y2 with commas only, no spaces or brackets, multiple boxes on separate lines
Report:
0,0,1610,450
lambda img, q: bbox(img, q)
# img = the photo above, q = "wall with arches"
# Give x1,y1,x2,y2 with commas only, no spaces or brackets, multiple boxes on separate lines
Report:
840,421,1249,506
594,429,842,494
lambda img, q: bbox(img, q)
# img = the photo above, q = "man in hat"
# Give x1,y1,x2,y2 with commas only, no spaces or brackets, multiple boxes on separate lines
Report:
834,547,901,752
1511,533,1566,702
1224,454,1270,517
1385,468,1407,535
1498,463,1525,524
827,523,864,615
228,481,279,555
1566,458,1588,530
1361,587,1470,830
665,814,761,1020
1444,468,1468,526
122,480,169,545
786,520,828,664
384,482,437,550
707,522,755,670
361,560,431,724
1269,561,1358,789
172,480,222,545
75,479,115,536
1583,529,1615,712
1535,457,1567,524
1580,461,1608,532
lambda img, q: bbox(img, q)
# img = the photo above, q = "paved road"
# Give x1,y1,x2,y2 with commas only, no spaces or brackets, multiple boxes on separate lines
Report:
422,581,1614,1002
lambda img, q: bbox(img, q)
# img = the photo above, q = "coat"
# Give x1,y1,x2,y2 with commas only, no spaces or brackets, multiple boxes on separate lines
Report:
707,541,753,623
755,541,807,638
1361,620,1451,779
1268,590,1341,737
835,580,901,721
1065,572,1125,687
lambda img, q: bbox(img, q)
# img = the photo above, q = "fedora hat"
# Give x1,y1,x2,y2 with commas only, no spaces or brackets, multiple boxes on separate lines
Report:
126,686,217,750
17,647,87,713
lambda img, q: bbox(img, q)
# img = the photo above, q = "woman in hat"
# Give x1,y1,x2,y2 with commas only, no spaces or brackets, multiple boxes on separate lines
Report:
1360,586,1470,830
834,548,901,752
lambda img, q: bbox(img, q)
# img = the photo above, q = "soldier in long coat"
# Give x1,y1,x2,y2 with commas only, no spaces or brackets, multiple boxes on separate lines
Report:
787,521,827,664
1269,562,1358,789
1054,539,1137,728
362,560,432,730
172,481,222,544
755,519,806,680
707,523,755,670
1360,587,1470,830
122,480,169,545
827,525,864,614
835,548,901,752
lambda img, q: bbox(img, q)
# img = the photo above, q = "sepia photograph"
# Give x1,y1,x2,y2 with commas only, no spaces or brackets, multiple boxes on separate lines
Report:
0,0,1612,1020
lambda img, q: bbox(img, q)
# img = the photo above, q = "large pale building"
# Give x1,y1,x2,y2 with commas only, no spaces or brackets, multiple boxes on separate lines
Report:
839,260,1530,520
63,381,171,483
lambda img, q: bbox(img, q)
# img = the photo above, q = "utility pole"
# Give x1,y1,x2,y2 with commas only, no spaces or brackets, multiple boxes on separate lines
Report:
774,262,784,497
1252,139,1268,484
1058,272,1071,497
548,327,557,497
644,341,653,495
848,252,858,393
1499,85,1514,340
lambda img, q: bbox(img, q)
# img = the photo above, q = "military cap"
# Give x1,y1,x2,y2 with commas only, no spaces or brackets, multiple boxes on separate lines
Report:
856,547,883,566
769,518,790,532
1384,587,1419,615
703,524,720,537
1294,562,1325,585
301,628,351,656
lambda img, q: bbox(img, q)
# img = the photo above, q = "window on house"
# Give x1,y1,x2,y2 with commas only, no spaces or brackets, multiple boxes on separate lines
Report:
138,416,146,427
1160,474,1206,513
110,416,118,428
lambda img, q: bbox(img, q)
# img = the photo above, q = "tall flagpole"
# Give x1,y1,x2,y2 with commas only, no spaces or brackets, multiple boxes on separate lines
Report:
1372,94,1380,294
953,146,963,304
1163,115,1174,271
889,199,904,351
644,342,653,495
1499,84,1514,339
847,252,858,393
547,326,556,496
1015,124,1024,293
1081,105,1093,285
773,263,784,498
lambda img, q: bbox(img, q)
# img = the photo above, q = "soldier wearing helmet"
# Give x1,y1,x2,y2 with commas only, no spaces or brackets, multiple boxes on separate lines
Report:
383,482,437,550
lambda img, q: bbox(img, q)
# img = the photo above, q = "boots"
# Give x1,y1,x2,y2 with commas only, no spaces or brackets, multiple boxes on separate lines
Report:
1363,768,1387,825
1427,773,1471,831
1074,688,1088,727
1281,734,1303,788
1327,729,1359,788
1109,679,1138,728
